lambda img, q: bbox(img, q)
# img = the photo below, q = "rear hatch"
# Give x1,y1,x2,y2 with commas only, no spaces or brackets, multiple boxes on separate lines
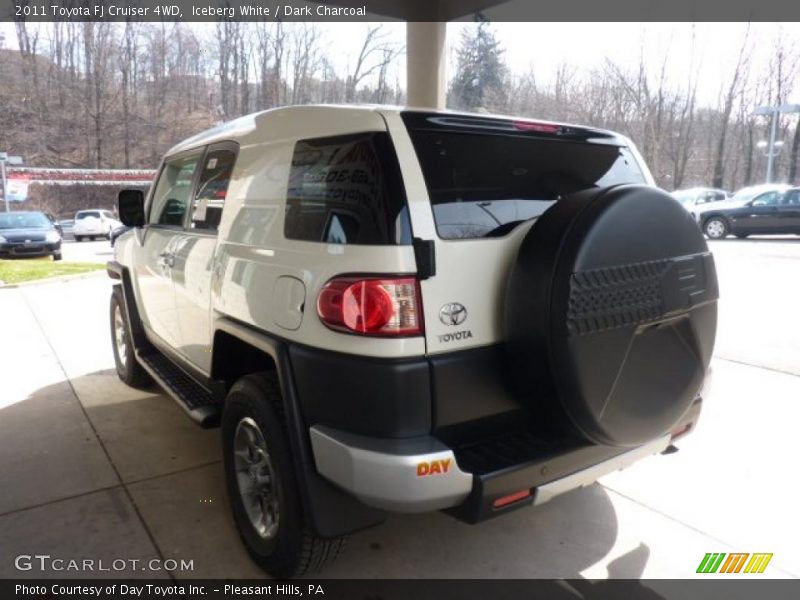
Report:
384,110,653,357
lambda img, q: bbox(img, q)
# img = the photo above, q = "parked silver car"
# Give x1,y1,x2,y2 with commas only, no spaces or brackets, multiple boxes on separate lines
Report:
671,187,730,210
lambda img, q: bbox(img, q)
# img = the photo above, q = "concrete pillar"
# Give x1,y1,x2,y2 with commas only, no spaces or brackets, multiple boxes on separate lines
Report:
406,22,447,109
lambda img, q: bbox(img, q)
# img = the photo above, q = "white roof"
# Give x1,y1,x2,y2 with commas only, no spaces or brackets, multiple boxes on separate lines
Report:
166,104,625,157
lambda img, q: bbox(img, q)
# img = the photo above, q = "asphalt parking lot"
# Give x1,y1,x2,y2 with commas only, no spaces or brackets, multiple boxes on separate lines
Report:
1,236,799,580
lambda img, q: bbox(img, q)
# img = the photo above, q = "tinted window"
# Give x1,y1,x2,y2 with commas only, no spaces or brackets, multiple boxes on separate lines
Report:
753,192,781,206
76,211,101,220
284,132,410,245
406,128,646,239
191,148,236,231
150,153,201,226
780,190,800,205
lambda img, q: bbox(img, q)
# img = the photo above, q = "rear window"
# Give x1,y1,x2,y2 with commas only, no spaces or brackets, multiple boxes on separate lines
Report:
404,118,646,240
284,132,411,245
76,211,101,219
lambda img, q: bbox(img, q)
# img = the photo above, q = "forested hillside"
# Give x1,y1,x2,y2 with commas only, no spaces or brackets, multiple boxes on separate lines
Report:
1,21,798,217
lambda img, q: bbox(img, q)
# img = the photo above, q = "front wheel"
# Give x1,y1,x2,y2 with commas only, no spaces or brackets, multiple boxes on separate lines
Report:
704,217,728,239
110,287,152,388
222,373,346,578
75,236,82,242
52,251,63,261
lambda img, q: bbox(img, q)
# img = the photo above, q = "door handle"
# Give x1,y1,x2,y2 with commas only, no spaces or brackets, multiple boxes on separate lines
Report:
157,251,174,268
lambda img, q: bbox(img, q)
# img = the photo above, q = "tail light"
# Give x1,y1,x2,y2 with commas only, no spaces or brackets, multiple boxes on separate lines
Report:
513,120,561,134
317,277,423,336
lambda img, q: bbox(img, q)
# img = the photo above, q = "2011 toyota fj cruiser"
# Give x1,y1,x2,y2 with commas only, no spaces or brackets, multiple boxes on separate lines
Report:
108,105,718,577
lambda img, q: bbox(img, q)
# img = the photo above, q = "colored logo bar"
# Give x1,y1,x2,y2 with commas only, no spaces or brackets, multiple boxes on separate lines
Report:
697,553,773,574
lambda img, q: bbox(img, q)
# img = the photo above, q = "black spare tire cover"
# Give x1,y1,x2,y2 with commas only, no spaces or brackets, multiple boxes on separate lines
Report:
506,184,718,447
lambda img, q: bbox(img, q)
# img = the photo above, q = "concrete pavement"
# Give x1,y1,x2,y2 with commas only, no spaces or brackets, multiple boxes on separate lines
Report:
1,237,799,579
61,238,116,265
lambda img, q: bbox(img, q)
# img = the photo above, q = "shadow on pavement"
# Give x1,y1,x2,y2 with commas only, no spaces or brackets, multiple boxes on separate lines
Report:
0,370,660,586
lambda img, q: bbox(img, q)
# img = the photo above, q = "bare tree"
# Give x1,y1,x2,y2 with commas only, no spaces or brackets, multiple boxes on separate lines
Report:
711,27,751,189
346,26,401,103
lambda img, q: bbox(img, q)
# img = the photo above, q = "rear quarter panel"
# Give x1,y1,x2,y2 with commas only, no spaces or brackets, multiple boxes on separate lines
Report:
214,108,425,359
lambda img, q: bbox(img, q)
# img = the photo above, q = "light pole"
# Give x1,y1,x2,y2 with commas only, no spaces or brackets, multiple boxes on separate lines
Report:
757,140,784,154
754,104,800,184
0,153,8,213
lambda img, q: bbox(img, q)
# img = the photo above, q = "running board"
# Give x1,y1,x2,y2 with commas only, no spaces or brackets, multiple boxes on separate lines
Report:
136,350,220,428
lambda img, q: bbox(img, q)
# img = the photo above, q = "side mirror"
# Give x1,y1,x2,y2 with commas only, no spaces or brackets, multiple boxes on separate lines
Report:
118,189,145,227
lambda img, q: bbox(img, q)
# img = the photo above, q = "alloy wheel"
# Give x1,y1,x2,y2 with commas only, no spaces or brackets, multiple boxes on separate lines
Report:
233,417,280,540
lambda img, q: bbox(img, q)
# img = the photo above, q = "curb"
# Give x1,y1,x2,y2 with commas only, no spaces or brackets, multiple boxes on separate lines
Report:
0,269,107,289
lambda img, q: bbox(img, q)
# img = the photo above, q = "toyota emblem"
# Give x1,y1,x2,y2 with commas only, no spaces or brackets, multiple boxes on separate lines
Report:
439,303,467,326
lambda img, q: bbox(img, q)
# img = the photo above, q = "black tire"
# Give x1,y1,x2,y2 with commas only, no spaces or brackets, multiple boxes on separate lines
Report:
52,252,63,261
222,373,346,578
110,287,152,388
75,236,82,242
703,217,729,240
89,236,96,241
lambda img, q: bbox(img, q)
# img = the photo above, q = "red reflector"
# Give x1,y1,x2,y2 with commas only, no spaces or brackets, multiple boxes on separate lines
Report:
317,277,423,337
513,120,561,134
493,489,532,509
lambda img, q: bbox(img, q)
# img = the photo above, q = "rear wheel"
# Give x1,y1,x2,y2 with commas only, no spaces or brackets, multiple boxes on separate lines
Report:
89,236,96,241
222,372,346,577
75,236,83,242
704,217,728,240
52,251,62,261
110,287,152,388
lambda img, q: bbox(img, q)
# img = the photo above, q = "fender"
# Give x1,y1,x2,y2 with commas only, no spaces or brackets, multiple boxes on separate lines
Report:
213,317,387,539
108,261,152,353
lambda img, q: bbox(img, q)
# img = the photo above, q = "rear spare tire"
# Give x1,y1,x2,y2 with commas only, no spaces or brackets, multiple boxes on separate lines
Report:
506,184,718,447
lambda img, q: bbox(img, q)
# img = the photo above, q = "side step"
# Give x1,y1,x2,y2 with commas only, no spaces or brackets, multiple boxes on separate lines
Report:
136,350,220,428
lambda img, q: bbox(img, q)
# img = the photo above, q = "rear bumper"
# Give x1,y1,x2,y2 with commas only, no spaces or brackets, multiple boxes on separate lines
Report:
74,226,108,236
309,425,473,512
531,435,669,505
310,399,700,520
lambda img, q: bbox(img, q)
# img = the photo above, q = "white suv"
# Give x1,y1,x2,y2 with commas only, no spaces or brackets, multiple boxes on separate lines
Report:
108,105,718,577
73,209,121,241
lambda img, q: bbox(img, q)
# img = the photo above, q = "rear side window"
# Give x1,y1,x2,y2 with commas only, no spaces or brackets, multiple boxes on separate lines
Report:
783,190,800,205
404,117,646,240
191,148,236,231
284,132,411,245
